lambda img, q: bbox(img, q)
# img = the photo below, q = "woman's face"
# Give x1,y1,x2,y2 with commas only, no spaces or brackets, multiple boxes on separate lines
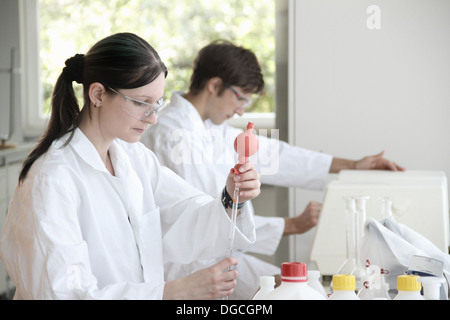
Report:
100,72,165,143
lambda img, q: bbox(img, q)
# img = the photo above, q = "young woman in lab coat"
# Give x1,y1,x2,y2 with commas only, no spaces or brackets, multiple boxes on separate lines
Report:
142,40,405,299
0,33,262,300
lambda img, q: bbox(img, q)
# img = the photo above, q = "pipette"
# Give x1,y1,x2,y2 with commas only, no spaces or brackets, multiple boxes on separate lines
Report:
227,122,259,259
227,188,240,260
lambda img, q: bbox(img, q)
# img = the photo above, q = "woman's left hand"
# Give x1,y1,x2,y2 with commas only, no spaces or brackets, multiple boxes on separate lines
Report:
226,162,261,203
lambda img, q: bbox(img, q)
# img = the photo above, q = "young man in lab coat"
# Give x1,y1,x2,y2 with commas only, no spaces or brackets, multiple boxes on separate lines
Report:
141,40,405,299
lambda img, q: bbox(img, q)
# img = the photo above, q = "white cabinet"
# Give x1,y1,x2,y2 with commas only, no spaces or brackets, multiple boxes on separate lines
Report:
0,143,33,297
0,162,21,296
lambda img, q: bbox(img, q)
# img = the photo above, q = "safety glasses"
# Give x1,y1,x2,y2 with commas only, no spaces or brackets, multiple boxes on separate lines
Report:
108,87,166,120
227,86,252,109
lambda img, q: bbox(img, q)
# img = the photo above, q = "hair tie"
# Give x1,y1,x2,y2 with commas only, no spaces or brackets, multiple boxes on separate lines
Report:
63,53,85,84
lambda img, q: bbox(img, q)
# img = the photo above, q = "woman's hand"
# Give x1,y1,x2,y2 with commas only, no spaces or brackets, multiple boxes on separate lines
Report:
163,257,238,300
225,162,261,203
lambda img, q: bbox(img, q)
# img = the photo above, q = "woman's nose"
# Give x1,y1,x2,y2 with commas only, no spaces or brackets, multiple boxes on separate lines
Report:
143,113,158,125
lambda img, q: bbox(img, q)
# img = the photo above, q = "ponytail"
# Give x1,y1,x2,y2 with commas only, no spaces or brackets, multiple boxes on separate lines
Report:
19,54,84,183
19,33,167,183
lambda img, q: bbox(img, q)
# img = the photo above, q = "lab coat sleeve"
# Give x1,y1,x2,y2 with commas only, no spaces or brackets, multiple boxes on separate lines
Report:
0,172,164,300
238,214,285,255
142,124,226,196
254,133,333,190
143,128,279,257
149,156,256,264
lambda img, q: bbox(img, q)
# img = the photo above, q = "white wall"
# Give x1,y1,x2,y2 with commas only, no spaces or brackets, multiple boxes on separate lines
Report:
288,0,450,263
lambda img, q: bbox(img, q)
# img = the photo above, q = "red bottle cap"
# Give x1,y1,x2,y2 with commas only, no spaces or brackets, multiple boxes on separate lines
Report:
281,262,308,282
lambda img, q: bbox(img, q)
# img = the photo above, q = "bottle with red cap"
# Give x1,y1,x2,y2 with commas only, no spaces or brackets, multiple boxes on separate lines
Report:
265,262,326,300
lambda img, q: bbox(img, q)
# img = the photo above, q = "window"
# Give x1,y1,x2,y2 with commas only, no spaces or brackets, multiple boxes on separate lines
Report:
31,0,275,133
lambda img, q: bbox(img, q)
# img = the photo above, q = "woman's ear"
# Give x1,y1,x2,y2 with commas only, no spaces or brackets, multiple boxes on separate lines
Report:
89,82,106,107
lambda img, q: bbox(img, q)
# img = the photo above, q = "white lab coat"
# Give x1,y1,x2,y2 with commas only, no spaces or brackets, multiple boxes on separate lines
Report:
142,91,333,299
0,128,255,300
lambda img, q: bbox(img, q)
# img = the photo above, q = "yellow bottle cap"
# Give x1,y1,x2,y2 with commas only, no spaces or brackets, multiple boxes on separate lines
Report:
397,275,422,291
332,274,356,291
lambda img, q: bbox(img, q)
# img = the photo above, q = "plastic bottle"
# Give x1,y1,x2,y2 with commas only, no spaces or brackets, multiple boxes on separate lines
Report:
265,262,325,300
419,277,446,300
328,274,360,300
393,275,424,300
252,276,275,300
407,255,447,300
307,270,328,298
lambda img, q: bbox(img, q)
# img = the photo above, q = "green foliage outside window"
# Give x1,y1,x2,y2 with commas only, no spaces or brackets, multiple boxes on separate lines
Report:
39,0,275,115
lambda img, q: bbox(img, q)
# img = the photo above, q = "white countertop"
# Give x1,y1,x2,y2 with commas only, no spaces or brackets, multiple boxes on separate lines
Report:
0,142,35,166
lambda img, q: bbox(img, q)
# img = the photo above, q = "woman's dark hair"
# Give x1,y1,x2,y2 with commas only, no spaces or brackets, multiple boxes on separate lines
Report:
19,32,168,183
189,40,264,95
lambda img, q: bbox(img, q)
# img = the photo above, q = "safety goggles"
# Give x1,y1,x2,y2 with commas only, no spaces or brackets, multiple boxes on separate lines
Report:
228,86,252,109
108,87,166,120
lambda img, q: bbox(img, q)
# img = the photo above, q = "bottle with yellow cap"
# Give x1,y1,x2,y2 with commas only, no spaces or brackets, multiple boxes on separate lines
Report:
328,274,360,300
394,275,424,300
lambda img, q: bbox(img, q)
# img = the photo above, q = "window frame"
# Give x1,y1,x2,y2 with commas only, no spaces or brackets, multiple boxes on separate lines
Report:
20,0,46,138
227,112,275,131
20,0,276,140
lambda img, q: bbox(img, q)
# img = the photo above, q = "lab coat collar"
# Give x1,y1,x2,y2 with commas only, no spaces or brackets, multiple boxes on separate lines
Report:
55,128,130,177
167,91,206,133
